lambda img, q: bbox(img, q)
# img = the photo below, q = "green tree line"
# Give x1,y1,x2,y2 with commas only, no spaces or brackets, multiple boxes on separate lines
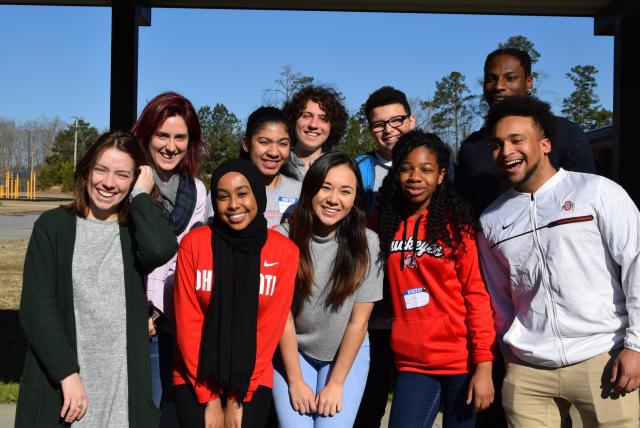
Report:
33,38,612,190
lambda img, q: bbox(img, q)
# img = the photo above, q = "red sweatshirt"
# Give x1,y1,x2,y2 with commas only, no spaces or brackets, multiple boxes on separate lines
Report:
387,211,495,375
173,226,299,403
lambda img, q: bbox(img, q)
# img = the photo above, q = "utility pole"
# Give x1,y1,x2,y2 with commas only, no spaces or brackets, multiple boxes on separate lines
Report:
70,116,87,169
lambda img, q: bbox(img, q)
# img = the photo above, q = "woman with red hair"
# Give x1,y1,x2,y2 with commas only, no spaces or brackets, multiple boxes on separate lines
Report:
132,91,207,418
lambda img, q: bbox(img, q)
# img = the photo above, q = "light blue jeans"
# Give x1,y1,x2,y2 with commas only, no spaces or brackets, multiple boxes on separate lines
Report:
272,338,370,428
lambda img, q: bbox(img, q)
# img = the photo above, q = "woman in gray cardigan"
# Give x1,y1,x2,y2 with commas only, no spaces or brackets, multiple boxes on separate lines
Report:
15,131,178,427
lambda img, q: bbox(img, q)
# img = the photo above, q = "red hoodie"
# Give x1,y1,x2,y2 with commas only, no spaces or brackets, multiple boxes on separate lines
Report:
387,211,495,375
173,226,299,403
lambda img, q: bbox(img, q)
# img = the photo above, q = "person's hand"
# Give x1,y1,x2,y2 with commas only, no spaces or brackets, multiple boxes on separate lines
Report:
610,348,640,393
288,379,317,414
204,398,224,428
133,165,154,193
60,372,88,423
467,361,494,413
223,398,243,428
148,316,156,336
316,381,343,417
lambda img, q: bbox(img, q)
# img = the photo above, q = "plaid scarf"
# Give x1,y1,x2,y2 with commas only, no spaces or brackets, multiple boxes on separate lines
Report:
158,173,197,236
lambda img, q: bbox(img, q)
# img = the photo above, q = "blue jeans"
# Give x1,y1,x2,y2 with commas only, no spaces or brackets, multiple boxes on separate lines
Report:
389,371,475,428
150,329,175,407
273,338,370,428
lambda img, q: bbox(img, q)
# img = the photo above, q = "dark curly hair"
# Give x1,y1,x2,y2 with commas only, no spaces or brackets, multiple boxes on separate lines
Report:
377,130,476,267
283,86,348,153
485,95,555,144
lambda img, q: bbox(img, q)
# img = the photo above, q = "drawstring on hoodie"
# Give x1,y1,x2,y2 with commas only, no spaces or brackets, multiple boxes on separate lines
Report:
400,214,424,270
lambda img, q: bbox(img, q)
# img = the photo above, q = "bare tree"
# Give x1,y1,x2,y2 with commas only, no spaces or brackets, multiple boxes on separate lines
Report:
0,116,66,175
26,117,65,167
263,65,315,107
410,97,434,130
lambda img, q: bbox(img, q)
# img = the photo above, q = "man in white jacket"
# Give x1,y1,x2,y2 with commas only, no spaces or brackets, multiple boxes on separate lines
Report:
478,95,640,427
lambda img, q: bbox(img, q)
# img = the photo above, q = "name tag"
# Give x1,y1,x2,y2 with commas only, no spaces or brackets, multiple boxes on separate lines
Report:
278,196,298,214
403,287,429,310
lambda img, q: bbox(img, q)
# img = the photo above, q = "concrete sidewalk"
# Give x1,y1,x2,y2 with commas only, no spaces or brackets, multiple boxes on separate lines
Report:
0,403,15,427
0,400,586,427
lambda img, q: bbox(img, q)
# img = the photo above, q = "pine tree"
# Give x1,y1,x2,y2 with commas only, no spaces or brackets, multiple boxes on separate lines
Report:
422,72,479,153
562,65,612,131
198,104,242,180
39,119,99,190
337,105,374,157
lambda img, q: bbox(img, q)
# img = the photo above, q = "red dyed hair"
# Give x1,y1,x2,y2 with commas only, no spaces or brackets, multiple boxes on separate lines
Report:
132,91,202,177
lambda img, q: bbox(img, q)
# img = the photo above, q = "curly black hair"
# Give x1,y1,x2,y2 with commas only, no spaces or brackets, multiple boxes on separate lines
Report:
376,130,477,266
283,85,348,153
485,95,555,144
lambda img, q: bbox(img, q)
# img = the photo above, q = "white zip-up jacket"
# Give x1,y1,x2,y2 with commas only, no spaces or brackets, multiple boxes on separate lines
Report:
478,169,640,368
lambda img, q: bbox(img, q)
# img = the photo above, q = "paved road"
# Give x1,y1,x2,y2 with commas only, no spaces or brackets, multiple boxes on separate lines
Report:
0,213,41,244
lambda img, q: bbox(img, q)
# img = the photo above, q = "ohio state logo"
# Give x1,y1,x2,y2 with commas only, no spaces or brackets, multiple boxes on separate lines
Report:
561,200,574,211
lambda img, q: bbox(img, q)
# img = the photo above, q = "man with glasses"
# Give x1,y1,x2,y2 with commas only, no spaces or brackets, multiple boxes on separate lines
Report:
353,86,414,428
356,86,416,213
456,48,595,217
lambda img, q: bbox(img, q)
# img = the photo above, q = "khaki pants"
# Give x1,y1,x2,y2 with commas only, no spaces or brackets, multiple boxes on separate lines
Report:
502,350,639,428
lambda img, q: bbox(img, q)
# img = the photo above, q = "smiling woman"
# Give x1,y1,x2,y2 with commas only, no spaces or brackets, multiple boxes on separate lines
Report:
15,131,178,428
172,158,299,428
272,152,382,428
131,92,208,419
206,106,302,228
376,130,495,428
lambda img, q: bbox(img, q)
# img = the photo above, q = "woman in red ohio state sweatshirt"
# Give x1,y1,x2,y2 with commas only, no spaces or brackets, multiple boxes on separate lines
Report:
376,131,495,428
173,159,299,428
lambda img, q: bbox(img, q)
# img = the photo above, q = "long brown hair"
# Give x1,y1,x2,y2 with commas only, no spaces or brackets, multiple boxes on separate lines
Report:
67,131,147,224
290,152,370,310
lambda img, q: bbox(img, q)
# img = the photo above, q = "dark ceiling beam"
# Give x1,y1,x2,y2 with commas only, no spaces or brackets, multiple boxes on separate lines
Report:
0,0,610,17
594,0,640,35
611,14,640,204
109,0,150,131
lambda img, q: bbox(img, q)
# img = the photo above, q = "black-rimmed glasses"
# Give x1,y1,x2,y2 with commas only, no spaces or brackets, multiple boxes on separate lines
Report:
370,114,410,133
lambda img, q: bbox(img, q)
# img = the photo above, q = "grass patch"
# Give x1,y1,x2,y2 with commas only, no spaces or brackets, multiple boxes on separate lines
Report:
0,239,28,402
0,382,19,403
0,239,27,310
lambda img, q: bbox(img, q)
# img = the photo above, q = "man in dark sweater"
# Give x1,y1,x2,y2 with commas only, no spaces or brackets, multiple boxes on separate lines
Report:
456,48,596,216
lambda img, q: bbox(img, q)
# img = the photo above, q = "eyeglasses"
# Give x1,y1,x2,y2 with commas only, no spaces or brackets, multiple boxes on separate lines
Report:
370,115,410,133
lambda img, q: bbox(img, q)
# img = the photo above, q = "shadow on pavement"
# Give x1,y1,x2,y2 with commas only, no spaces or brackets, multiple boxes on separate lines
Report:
0,310,26,383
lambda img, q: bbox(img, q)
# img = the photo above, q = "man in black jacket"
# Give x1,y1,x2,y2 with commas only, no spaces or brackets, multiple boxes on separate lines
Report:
456,48,596,217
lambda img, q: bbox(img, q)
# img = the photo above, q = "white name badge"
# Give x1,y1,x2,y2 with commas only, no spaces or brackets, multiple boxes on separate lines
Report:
278,196,298,214
403,287,429,310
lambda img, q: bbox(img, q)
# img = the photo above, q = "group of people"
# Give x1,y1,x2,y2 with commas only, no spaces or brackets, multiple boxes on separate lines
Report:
14,46,640,428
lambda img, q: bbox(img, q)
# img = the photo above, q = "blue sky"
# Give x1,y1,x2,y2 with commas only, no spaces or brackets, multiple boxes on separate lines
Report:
0,5,613,131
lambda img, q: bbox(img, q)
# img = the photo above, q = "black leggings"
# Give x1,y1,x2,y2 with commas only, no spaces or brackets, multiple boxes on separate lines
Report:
174,384,272,428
